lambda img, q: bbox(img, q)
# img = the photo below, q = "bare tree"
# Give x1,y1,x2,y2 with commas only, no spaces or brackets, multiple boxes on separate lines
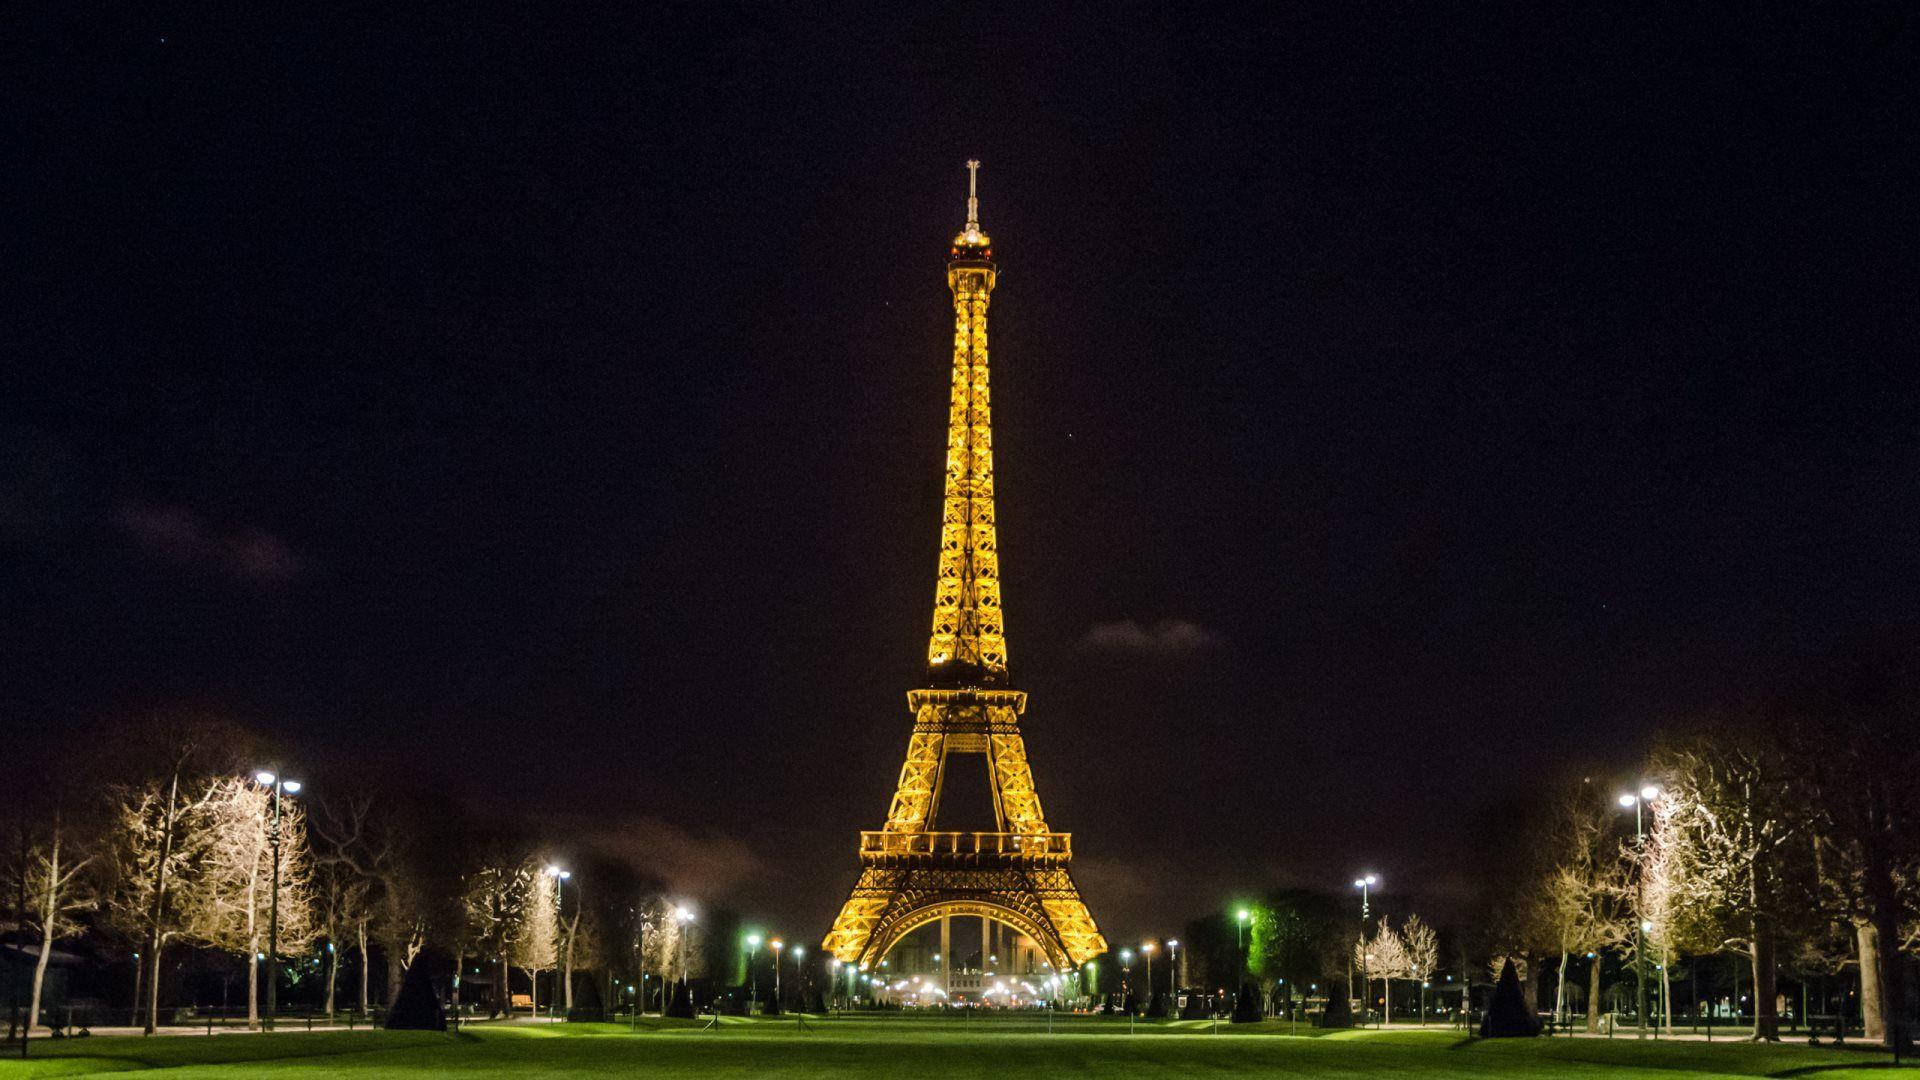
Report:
515,865,559,1016
1788,657,1920,1051
103,773,228,1033
1401,915,1438,1024
2,813,97,1032
462,855,532,1017
309,795,429,1006
190,778,315,1029
1528,781,1630,1030
638,896,684,1013
1651,717,1817,1041
1355,921,1408,1022
310,836,370,1018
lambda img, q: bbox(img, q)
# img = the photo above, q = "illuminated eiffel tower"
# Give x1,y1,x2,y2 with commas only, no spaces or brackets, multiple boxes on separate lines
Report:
822,162,1106,979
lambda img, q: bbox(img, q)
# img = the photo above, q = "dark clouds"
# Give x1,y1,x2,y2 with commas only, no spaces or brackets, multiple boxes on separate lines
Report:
114,502,301,586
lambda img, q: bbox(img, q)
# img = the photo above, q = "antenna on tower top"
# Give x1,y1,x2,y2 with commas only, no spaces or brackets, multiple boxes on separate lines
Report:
966,160,981,229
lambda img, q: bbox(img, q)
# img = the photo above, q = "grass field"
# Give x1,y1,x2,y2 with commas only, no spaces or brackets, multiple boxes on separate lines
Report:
3,1015,1910,1078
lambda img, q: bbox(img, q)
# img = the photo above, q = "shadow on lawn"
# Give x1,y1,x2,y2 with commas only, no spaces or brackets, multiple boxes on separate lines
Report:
1770,1063,1911,1077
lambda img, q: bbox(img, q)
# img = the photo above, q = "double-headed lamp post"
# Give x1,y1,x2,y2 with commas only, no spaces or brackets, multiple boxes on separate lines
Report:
543,866,569,1017
1618,785,1660,1038
1353,874,1377,1025
254,771,302,1030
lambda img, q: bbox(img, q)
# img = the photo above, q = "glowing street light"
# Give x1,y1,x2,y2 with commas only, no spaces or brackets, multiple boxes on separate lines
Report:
253,769,302,1030
1353,874,1378,1026
1618,785,1660,1037
1141,942,1155,1011
744,934,762,1011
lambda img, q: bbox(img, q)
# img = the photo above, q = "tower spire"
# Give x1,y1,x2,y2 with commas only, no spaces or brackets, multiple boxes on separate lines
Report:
966,159,980,230
954,159,990,250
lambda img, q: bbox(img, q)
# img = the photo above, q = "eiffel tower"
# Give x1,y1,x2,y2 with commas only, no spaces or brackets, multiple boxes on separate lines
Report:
822,162,1106,978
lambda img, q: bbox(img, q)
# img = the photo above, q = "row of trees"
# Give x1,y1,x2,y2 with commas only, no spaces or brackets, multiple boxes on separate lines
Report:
1,713,713,1034
1491,652,1918,1047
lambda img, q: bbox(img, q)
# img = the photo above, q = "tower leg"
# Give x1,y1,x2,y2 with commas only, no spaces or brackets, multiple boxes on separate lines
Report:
982,918,991,971
941,918,951,989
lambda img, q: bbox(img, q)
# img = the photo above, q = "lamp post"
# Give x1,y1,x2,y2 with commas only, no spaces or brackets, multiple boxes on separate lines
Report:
1618,786,1659,1038
1168,940,1180,1008
1141,943,1155,1012
770,939,785,1007
542,866,569,1018
1353,874,1377,1026
672,906,694,1013
254,771,302,1031
744,934,761,1012
1120,949,1133,1010
1236,908,1251,1009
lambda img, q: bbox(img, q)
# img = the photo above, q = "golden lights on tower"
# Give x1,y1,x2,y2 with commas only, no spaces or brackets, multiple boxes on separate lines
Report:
822,162,1106,975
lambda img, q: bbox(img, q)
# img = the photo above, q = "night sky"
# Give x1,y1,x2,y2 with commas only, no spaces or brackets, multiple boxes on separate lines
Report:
7,7,1914,941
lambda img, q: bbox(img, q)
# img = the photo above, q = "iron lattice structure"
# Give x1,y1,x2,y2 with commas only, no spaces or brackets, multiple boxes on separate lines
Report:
823,163,1106,972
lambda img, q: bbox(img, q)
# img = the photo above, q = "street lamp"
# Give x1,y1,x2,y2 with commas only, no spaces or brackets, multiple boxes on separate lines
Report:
253,770,302,1030
1168,940,1179,1006
745,934,762,1012
1141,943,1155,1011
1353,874,1378,1025
671,906,694,1011
1120,948,1134,1006
541,867,569,1018
771,938,785,1006
1236,909,1252,998
1618,785,1660,1038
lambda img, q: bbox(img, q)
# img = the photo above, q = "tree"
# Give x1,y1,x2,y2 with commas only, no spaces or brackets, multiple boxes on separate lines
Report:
1526,778,1629,1031
461,854,532,1017
515,866,559,1016
1355,920,1408,1022
310,838,371,1018
1402,915,1438,1024
637,896,685,1013
94,713,263,1035
309,794,435,1009
102,771,228,1033
191,778,315,1029
1789,652,1920,1051
1651,714,1818,1041
2,812,97,1032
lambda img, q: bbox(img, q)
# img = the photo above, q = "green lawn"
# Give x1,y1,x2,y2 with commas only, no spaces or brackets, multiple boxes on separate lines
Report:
2,1015,1909,1078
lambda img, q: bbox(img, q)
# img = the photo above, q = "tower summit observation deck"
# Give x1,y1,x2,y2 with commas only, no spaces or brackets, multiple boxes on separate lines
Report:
822,163,1106,980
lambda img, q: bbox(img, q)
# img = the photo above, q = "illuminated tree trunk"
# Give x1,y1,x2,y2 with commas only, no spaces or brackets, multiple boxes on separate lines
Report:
323,941,337,1019
143,771,181,1035
27,837,58,1031
356,919,369,1013
1553,951,1568,1025
562,909,579,1011
1856,919,1884,1041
